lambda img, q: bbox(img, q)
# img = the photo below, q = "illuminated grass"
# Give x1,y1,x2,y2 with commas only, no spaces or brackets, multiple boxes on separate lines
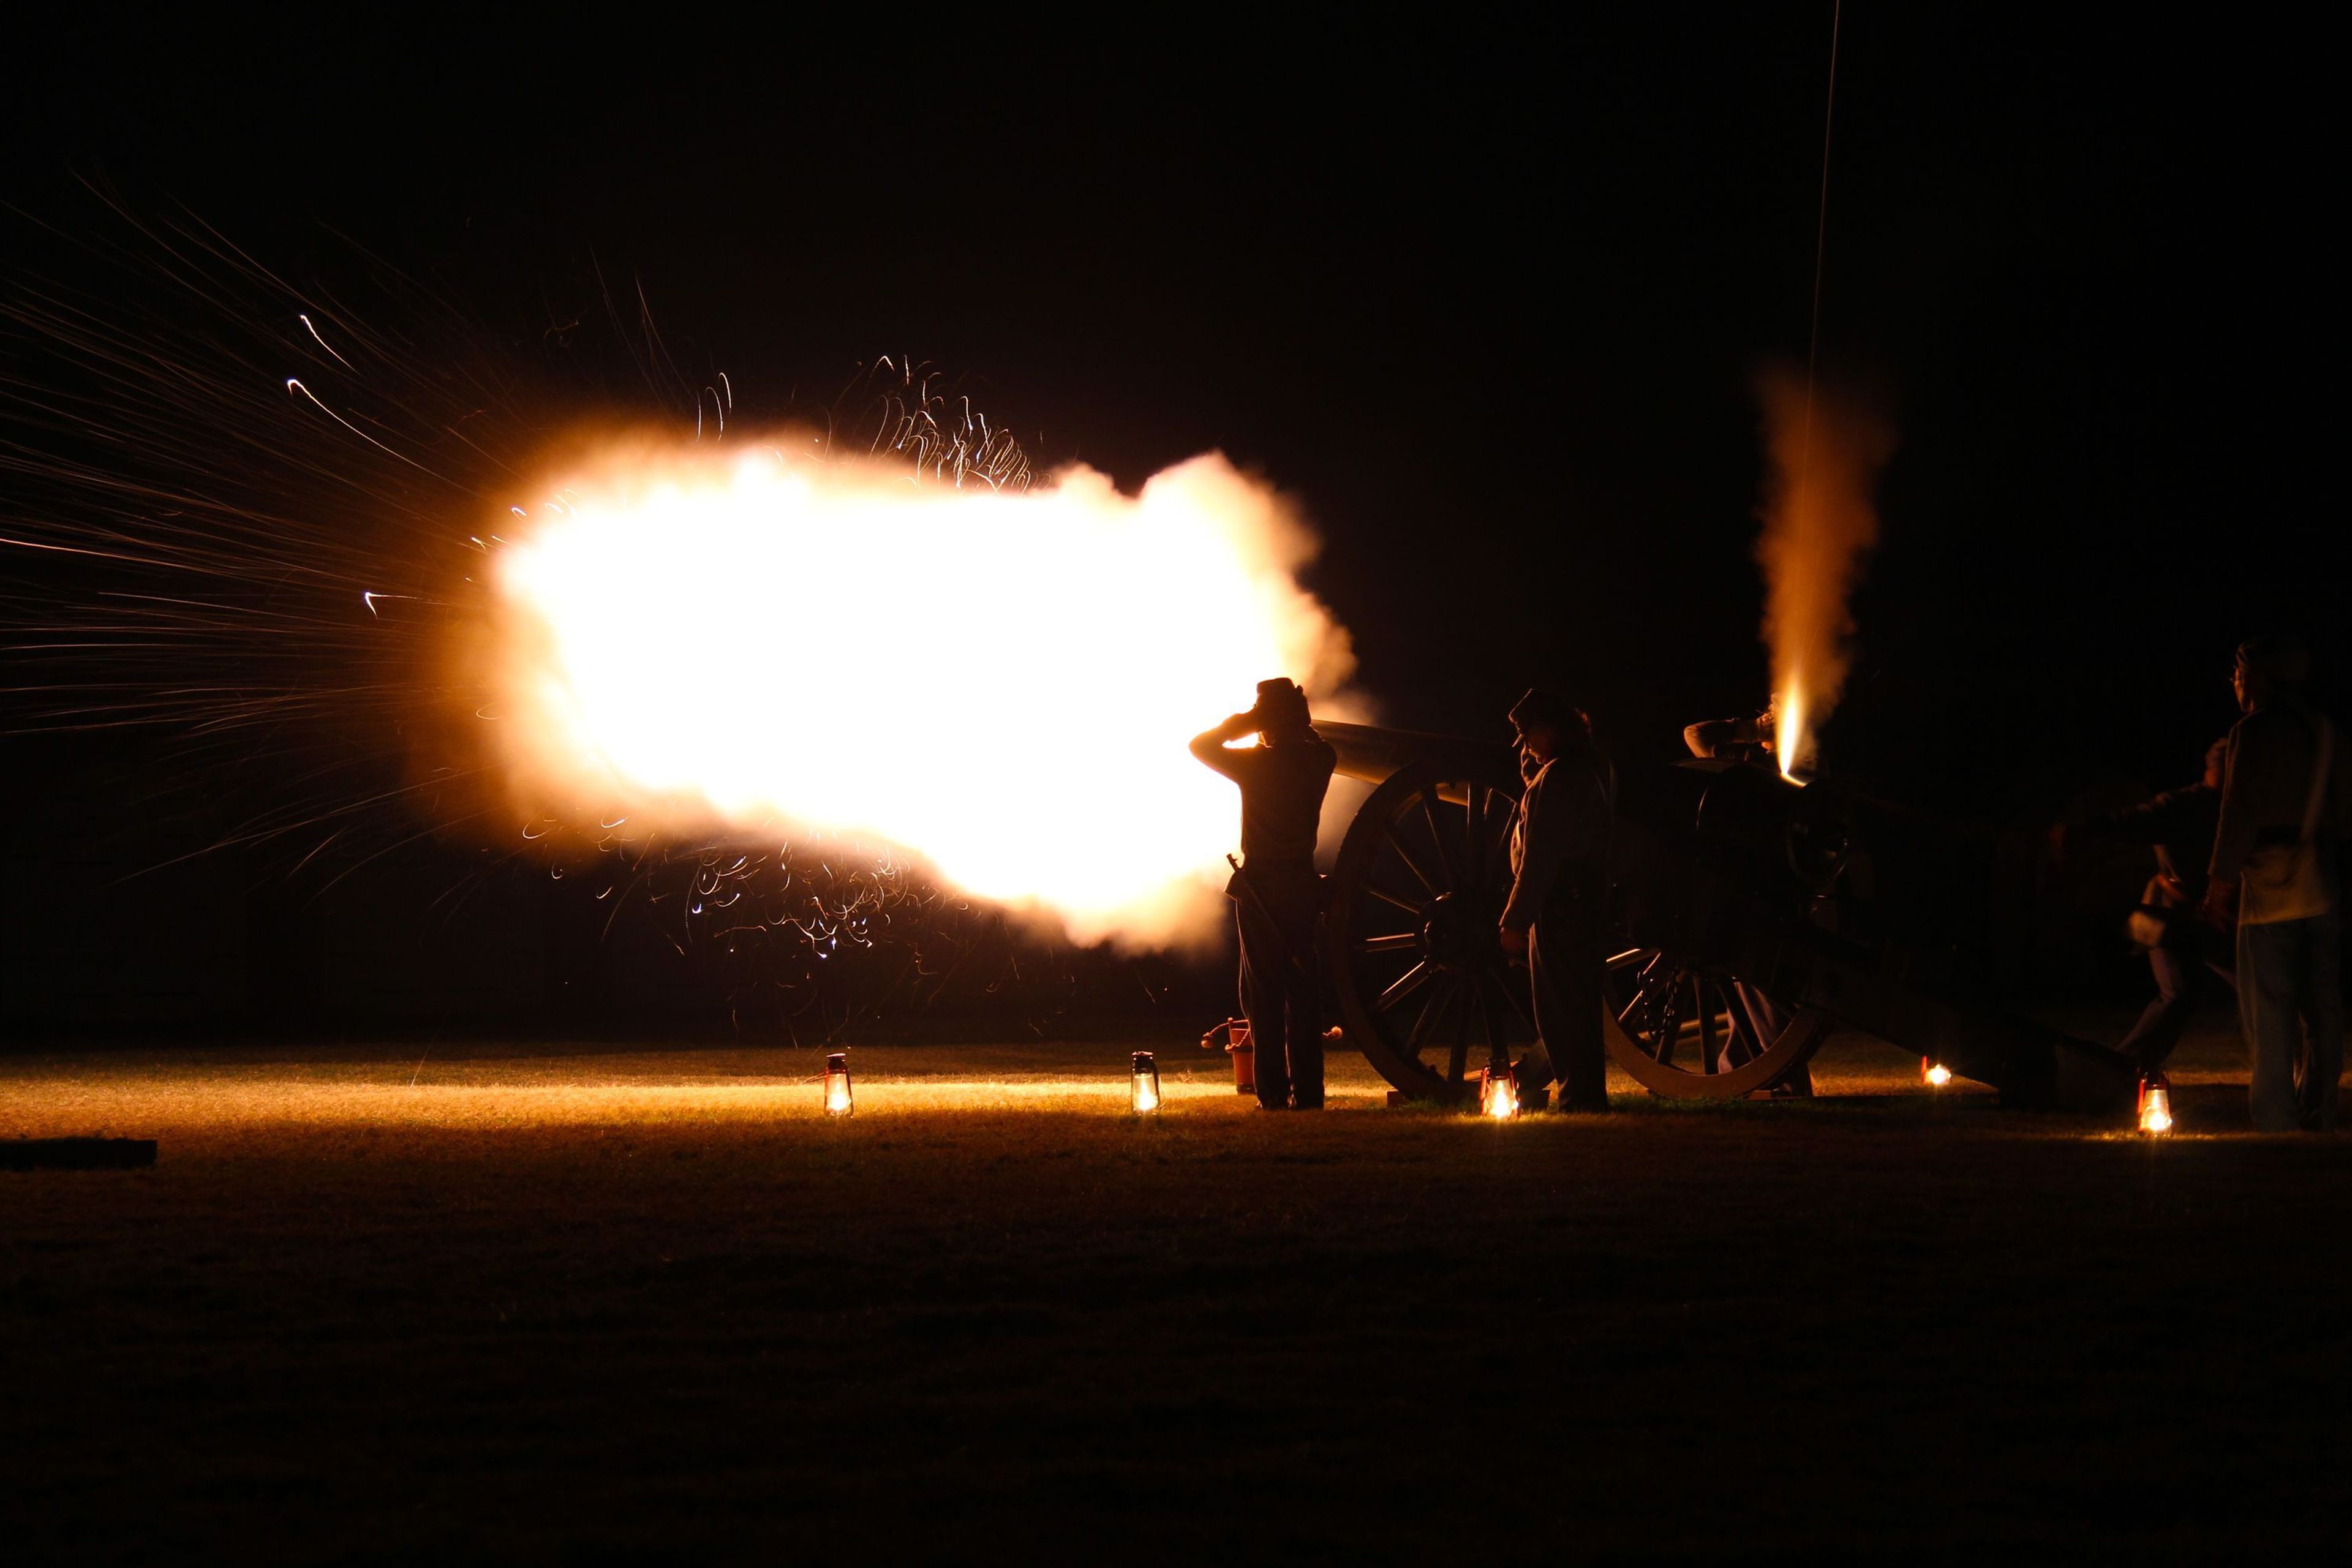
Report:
4,1016,2338,1559
0,1020,2266,1142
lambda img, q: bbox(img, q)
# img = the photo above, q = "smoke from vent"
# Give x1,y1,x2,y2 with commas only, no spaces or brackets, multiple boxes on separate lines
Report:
1754,370,1896,778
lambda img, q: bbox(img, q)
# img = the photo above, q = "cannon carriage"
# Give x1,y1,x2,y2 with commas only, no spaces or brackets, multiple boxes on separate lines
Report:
1312,720,2138,1114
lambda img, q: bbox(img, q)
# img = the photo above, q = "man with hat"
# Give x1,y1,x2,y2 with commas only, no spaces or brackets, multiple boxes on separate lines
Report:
1193,679,1339,1110
2203,639,2350,1130
1681,696,1812,1092
1498,689,1616,1112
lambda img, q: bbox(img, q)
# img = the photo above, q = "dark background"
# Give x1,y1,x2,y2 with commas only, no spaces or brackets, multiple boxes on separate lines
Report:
1,8,2332,1035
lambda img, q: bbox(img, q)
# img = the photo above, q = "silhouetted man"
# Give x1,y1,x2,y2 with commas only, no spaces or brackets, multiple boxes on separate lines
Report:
1499,689,1615,1112
1683,698,1812,1093
2204,640,2348,1131
1193,679,1338,1110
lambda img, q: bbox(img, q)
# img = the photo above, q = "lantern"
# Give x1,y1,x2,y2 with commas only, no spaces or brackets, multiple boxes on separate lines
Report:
2137,1071,2173,1136
1478,1064,1519,1120
824,1051,854,1117
1922,1058,1952,1088
1131,1050,1162,1114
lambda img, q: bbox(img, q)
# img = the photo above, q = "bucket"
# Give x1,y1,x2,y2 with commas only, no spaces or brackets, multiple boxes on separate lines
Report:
1202,1016,1256,1094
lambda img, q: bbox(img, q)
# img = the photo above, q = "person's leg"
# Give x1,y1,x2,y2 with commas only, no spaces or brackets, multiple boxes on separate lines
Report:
2120,944,2200,1071
1536,916,1608,1111
1284,907,1326,1110
2300,912,2344,1131
1518,931,1562,1095
1237,900,1292,1110
2241,919,2302,1131
1511,1054,1555,1104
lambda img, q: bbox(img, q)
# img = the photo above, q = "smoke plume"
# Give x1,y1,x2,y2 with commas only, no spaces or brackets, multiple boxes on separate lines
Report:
1754,371,1896,777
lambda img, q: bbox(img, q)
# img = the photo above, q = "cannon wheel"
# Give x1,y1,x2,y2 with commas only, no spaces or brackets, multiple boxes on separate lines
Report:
1599,948,1831,1098
1325,759,1536,1104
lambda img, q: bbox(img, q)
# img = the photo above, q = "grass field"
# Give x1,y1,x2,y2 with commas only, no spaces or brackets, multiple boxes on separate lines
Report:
5,1014,2348,1562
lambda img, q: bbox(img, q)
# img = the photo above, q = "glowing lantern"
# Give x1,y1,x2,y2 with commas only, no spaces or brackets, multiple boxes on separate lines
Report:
1131,1051,1162,1114
1922,1058,1952,1088
824,1051,854,1117
1479,1065,1519,1120
2138,1072,2173,1136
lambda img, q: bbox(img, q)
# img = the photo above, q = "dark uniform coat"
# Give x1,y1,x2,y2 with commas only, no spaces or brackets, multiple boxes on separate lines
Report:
1195,731,1337,1109
1504,744,1615,1110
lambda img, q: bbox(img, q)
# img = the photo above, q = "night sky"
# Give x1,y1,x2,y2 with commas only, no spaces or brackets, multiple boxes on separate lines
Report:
2,10,2331,1028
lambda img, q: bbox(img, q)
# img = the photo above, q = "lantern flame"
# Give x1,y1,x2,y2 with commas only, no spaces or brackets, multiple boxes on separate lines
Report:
478,437,1355,948
1480,1068,1519,1120
1923,1060,1952,1088
1754,373,1894,781
2138,1076,2173,1136
824,1052,854,1116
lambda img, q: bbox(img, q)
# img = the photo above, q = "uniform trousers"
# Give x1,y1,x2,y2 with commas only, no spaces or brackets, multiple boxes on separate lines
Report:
1237,875,1325,1110
1525,908,1608,1112
2238,910,2344,1131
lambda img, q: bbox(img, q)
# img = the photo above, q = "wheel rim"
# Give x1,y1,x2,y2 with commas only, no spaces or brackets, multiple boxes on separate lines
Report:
1326,761,1536,1104
1598,945,1830,1098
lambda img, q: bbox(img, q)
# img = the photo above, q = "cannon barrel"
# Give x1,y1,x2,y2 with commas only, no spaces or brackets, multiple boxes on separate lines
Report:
1316,720,1511,790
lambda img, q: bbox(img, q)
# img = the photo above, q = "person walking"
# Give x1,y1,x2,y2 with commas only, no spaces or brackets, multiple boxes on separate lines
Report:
2204,641,2350,1131
1192,679,1338,1110
1498,689,1616,1113
2060,737,2234,1071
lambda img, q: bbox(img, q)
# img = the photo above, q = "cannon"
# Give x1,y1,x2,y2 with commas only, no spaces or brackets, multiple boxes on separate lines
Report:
1312,720,2139,1114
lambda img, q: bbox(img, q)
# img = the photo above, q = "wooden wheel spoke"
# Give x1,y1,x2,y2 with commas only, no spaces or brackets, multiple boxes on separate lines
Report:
1463,786,1483,893
1486,798,1517,886
1416,789,1455,891
1363,882,1425,917
1378,961,1436,1011
1404,985,1444,1054
1475,982,1507,1072
1723,987,1763,1063
1483,967,1537,1035
1650,972,1687,1065
1357,932,1422,955
1381,822,1442,897
1697,979,1723,1072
